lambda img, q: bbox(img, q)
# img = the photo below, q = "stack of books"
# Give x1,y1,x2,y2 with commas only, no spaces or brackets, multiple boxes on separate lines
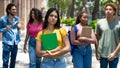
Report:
81,27,92,38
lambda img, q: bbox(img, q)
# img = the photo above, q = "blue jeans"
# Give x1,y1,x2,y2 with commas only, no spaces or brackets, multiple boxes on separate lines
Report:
2,43,18,68
72,44,92,68
28,36,41,68
100,57,119,68
41,56,66,68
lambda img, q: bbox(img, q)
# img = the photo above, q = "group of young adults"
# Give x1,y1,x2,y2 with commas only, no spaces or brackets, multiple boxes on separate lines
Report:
0,2,120,68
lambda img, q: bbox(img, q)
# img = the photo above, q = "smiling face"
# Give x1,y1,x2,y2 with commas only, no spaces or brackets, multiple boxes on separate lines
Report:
8,6,16,16
48,11,58,25
80,12,89,25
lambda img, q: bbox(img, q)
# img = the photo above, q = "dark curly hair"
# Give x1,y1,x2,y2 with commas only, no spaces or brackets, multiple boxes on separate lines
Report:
28,8,43,24
6,3,16,15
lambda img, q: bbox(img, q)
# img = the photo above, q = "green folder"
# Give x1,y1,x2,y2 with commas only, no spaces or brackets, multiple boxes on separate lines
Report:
41,33,58,50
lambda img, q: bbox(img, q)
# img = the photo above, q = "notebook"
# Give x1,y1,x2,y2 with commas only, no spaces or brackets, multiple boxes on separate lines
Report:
41,33,58,50
81,27,92,38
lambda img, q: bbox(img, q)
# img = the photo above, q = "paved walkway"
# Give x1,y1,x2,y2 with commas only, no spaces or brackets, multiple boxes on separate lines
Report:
0,41,100,68
0,29,120,68
0,41,120,68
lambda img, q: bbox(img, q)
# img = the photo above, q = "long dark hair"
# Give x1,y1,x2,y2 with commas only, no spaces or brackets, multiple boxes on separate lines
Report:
75,11,88,24
43,8,60,29
6,3,16,15
28,8,43,24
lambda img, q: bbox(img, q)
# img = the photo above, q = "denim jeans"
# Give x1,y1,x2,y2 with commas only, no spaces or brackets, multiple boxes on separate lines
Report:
28,36,41,68
72,44,92,68
2,43,18,68
40,56,66,68
100,57,119,68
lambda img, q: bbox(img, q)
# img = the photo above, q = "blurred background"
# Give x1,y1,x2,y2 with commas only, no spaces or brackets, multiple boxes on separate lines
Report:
0,0,120,68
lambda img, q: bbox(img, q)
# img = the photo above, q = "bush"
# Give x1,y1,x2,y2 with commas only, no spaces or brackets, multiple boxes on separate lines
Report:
88,19,97,31
61,18,97,31
61,18,75,26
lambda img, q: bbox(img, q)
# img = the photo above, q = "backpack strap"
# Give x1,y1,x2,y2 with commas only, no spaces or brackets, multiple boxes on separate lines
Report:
69,25,78,54
73,25,78,33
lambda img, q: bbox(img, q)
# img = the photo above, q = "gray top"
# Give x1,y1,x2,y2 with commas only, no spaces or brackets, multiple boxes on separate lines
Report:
95,18,120,58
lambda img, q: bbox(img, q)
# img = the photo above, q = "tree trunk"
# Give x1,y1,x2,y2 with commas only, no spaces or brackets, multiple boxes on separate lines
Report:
92,0,99,20
76,0,87,16
67,0,74,18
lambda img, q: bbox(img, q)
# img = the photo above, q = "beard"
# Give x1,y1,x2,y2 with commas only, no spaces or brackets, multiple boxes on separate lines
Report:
9,12,16,16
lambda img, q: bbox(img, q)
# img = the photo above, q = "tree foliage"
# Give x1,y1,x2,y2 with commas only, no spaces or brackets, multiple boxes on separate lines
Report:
47,0,119,20
47,0,69,18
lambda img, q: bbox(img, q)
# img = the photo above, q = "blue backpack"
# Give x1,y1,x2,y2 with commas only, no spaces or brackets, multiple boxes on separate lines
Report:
68,25,78,54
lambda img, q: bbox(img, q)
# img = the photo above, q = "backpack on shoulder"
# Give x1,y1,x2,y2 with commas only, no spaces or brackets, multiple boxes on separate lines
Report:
68,25,78,54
